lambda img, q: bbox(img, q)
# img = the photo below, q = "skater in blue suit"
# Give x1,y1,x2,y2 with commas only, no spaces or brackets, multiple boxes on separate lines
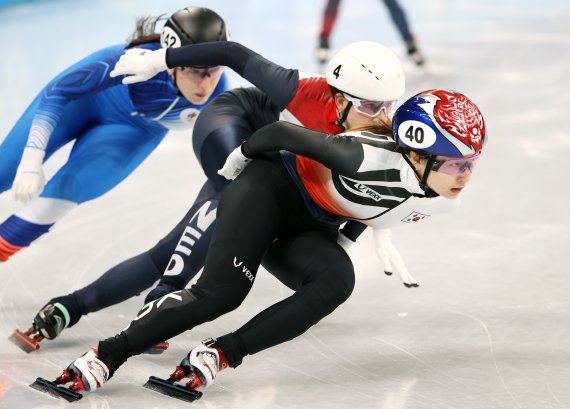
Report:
0,6,231,262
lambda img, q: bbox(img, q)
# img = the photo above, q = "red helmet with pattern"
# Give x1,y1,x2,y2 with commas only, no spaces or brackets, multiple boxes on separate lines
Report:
393,89,486,157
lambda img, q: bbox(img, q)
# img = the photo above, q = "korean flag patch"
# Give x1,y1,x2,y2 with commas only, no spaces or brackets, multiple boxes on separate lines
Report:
402,212,429,223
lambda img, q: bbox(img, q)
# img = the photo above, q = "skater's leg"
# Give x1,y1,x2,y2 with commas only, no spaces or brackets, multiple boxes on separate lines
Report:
94,159,291,374
42,179,217,331
0,98,96,260
382,0,412,41
146,90,266,300
220,231,354,365
381,0,425,65
0,123,165,261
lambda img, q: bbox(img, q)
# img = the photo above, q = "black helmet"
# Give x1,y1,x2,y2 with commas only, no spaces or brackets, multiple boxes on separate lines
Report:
161,6,228,48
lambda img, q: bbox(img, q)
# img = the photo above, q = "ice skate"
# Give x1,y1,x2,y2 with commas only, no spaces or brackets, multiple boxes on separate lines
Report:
406,36,425,66
9,302,70,353
316,36,330,65
30,348,111,401
143,338,229,402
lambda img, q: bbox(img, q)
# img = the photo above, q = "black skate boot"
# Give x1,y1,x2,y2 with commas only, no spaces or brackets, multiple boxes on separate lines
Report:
406,36,425,66
9,302,70,353
316,36,330,65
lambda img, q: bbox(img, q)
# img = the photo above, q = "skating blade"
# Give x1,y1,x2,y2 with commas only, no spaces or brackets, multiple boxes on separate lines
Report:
30,377,83,402
143,376,202,402
9,329,41,353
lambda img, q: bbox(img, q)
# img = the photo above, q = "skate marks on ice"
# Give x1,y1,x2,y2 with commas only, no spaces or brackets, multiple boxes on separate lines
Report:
1,0,570,408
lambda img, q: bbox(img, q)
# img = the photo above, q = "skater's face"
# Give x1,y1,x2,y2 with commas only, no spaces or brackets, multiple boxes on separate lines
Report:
409,151,474,199
171,66,223,105
334,93,392,129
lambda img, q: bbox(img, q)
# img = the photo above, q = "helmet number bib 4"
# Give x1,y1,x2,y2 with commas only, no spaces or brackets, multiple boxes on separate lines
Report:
333,64,342,79
398,120,436,149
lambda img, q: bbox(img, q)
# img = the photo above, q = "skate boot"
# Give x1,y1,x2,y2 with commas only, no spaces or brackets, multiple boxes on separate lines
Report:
316,36,330,65
30,348,111,401
143,338,229,402
406,36,425,66
10,302,70,353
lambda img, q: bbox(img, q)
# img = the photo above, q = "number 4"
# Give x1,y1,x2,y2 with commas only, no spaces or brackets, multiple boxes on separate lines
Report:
333,64,342,79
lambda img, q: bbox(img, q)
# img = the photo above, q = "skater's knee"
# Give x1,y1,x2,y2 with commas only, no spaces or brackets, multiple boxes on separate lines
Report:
312,266,355,313
42,171,87,202
191,286,247,318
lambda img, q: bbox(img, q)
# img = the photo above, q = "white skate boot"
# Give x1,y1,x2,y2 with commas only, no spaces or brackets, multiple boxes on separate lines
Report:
66,348,111,392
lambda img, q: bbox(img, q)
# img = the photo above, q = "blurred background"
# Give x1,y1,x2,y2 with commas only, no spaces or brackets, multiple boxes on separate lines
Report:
1,1,569,408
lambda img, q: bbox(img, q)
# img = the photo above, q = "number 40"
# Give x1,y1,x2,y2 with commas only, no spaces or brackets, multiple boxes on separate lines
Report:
405,126,424,144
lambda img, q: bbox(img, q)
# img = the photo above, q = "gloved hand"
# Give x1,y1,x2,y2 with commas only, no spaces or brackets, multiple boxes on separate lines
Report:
12,147,46,203
337,231,355,251
373,228,419,288
110,48,168,84
217,145,252,180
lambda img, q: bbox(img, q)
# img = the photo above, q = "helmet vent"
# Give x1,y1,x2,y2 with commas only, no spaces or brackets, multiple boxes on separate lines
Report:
361,64,380,81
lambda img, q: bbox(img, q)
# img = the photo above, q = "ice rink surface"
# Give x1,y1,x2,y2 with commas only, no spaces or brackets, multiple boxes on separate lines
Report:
1,0,569,408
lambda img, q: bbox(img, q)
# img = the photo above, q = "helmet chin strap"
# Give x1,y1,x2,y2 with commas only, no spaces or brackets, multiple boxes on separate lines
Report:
419,155,437,191
171,68,184,97
332,101,353,131
401,152,437,192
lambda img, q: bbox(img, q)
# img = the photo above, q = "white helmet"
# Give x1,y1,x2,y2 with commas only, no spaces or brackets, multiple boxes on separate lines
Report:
326,41,405,101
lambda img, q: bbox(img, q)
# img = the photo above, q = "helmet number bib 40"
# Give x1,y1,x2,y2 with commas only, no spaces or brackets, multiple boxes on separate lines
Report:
398,121,436,149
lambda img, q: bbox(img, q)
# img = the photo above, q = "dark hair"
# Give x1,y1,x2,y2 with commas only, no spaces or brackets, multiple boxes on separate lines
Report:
126,15,166,48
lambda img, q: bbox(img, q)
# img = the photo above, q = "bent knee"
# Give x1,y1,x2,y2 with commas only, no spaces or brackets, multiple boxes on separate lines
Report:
191,286,247,319
320,270,355,308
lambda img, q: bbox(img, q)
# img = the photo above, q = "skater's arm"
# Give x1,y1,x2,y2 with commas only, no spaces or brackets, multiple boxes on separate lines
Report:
26,49,125,150
112,41,299,111
242,121,364,176
167,42,298,110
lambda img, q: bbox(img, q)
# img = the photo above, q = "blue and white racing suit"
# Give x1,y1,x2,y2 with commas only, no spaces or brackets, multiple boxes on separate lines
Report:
0,42,230,260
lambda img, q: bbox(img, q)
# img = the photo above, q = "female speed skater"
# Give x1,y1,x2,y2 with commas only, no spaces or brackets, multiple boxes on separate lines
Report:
0,6,231,262
33,88,487,401
14,40,417,353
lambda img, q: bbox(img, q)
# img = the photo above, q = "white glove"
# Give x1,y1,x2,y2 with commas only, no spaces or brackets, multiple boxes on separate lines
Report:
109,48,168,84
337,231,355,251
12,147,46,203
217,146,252,180
373,229,419,288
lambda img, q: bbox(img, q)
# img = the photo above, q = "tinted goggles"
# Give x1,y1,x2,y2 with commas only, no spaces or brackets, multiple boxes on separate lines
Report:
179,66,223,80
431,152,481,175
343,93,398,118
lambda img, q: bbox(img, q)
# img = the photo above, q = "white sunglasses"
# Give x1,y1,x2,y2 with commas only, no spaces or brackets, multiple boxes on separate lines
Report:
343,93,398,118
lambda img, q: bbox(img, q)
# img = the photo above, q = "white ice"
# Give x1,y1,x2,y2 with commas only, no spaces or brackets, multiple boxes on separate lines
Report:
1,0,569,408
